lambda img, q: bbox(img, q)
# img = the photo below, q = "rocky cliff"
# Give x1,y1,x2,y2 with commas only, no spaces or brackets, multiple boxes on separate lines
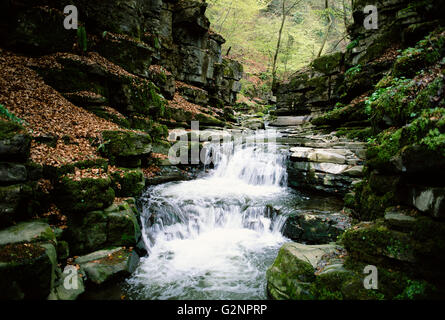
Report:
270,0,445,300
0,0,242,299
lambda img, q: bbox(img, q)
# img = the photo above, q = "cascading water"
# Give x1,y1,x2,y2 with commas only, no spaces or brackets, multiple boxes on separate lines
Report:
126,132,295,300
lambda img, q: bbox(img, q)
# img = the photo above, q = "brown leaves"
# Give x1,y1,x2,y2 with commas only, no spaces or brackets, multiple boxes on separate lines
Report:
0,50,122,167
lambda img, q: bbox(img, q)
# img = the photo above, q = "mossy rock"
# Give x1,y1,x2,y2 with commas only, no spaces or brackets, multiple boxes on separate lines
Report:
311,52,344,75
101,130,152,167
393,28,445,78
65,210,108,255
65,200,140,255
341,222,415,264
110,168,145,197
0,221,56,246
0,183,40,227
55,176,115,214
75,247,132,285
0,119,31,162
267,242,340,300
310,264,358,300
0,242,57,299
105,202,141,247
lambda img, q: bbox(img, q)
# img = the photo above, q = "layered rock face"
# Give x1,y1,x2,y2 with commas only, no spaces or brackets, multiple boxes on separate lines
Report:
274,0,444,118
270,0,445,300
0,0,243,300
1,0,242,125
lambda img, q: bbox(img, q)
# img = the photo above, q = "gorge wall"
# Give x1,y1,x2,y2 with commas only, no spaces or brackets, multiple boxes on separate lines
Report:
0,0,242,299
270,0,445,300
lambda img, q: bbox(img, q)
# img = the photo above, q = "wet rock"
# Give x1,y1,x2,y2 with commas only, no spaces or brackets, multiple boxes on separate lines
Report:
290,147,346,164
283,211,352,244
269,116,312,127
75,247,132,285
410,186,445,218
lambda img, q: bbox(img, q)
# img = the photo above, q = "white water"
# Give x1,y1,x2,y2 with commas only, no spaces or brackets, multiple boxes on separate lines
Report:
127,135,294,300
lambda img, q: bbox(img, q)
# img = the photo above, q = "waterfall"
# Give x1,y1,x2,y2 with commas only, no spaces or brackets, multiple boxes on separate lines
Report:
127,132,293,300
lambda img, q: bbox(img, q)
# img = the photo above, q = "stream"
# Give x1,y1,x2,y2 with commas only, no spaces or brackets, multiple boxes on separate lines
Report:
125,130,339,300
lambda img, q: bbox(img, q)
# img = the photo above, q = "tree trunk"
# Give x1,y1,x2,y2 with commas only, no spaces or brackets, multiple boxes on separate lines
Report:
272,0,287,87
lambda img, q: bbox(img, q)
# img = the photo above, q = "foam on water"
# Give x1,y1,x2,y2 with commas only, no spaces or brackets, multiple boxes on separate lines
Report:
127,134,293,300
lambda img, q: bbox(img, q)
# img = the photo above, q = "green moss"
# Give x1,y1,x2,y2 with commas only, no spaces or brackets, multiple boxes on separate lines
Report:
311,52,343,74
110,168,145,197
310,269,355,300
342,222,414,264
0,119,25,140
393,28,445,77
55,176,115,214
100,130,152,165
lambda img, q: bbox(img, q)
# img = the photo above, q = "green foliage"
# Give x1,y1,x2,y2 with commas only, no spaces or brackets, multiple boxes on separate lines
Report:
395,280,434,300
0,104,23,125
207,0,350,77
77,26,88,52
345,64,362,77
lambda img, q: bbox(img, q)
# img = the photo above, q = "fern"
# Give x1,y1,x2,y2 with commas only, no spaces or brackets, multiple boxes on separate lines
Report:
0,104,23,124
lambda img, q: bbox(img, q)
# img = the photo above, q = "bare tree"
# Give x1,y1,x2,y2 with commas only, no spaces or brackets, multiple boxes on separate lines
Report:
271,0,303,87
317,0,334,57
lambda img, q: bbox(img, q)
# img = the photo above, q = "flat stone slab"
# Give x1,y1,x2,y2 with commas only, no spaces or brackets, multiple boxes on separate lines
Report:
282,242,340,268
75,247,131,285
269,116,312,127
291,161,349,175
0,221,55,246
290,147,346,164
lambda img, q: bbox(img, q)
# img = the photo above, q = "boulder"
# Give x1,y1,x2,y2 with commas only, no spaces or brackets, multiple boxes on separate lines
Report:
0,221,56,246
266,242,340,300
110,168,146,197
0,120,31,162
66,200,141,255
290,147,346,164
55,176,115,214
269,116,311,127
0,223,57,299
101,131,152,167
48,265,85,300
283,211,352,244
0,183,33,226
95,33,154,78
0,242,57,299
0,162,27,183
75,247,132,285
410,187,445,218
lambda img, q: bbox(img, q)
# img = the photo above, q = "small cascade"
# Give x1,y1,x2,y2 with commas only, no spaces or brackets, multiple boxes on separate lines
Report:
127,133,294,300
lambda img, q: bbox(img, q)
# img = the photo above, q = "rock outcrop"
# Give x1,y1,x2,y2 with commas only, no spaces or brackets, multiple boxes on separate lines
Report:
0,0,243,300
270,0,445,300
